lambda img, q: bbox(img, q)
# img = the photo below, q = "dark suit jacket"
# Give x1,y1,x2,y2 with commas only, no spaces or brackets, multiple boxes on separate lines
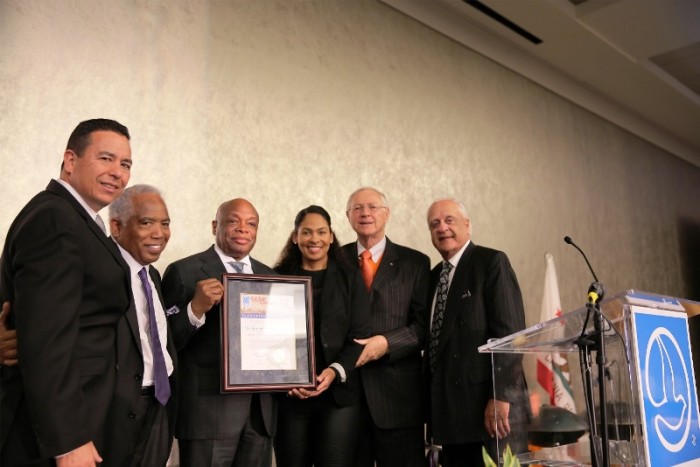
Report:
426,242,528,445
342,238,430,428
0,180,131,464
160,246,276,440
104,266,178,466
302,258,373,407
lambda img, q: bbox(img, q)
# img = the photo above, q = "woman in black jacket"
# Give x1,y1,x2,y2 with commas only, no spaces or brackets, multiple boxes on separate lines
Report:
273,205,372,467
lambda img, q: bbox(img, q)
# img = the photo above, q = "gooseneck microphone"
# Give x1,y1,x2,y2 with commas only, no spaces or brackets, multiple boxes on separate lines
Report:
564,235,610,467
564,236,604,303
564,236,598,282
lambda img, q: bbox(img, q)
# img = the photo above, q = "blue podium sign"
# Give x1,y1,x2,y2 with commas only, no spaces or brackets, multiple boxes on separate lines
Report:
632,306,700,466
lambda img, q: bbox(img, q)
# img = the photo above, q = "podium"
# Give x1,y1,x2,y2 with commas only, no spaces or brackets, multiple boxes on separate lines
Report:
479,290,700,466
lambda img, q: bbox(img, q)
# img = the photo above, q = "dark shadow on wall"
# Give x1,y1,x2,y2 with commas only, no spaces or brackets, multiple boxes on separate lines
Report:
678,216,700,399
678,217,700,301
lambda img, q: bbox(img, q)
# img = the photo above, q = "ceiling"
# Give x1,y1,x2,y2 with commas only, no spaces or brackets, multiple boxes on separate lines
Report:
380,0,700,168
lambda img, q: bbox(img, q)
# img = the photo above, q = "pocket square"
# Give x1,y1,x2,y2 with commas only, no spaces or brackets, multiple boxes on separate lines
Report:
461,290,471,299
165,305,180,316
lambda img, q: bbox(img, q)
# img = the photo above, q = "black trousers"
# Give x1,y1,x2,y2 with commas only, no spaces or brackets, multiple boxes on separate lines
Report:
131,393,172,467
274,393,360,467
353,396,426,467
178,394,272,467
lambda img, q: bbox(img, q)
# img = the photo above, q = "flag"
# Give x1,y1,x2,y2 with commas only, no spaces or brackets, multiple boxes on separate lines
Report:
536,253,576,411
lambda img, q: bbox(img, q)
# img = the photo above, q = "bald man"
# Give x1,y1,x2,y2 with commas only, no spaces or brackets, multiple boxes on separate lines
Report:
161,199,276,467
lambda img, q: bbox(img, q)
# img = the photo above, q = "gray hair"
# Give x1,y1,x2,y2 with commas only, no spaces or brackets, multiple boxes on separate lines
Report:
109,184,162,225
426,197,470,222
345,186,389,212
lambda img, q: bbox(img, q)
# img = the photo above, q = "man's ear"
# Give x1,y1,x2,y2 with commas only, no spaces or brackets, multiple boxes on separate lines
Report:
212,220,217,236
110,219,121,239
62,150,76,176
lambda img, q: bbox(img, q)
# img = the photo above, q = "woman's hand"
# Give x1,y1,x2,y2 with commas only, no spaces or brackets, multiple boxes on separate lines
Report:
287,367,337,399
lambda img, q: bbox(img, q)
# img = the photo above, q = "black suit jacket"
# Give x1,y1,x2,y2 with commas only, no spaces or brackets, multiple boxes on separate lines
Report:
161,246,276,440
342,238,430,428
0,180,131,464
104,266,178,466
426,242,528,445
303,258,373,407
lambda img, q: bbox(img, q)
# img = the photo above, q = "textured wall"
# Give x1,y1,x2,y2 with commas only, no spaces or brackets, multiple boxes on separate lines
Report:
2,0,699,330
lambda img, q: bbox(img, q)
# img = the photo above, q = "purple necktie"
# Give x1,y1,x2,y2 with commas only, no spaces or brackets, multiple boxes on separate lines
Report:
138,267,171,405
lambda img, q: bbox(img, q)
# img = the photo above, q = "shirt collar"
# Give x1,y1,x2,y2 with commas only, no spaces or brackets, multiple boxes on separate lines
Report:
56,178,101,221
357,236,386,262
214,243,251,268
446,240,471,268
115,240,148,275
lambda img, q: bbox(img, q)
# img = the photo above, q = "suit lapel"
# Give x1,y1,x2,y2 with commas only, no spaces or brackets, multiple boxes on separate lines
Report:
370,238,399,295
434,242,476,361
199,245,227,278
250,257,273,275
150,267,177,361
47,180,129,270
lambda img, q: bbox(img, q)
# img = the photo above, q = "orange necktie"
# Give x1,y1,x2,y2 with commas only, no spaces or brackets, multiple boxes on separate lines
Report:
359,250,379,291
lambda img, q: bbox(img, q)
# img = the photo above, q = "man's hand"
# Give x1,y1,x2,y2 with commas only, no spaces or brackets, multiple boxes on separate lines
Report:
484,399,511,439
56,441,102,467
0,302,18,366
354,335,388,367
190,278,224,319
287,368,337,400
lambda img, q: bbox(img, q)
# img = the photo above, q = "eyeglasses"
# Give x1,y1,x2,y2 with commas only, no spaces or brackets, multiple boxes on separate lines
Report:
349,204,386,214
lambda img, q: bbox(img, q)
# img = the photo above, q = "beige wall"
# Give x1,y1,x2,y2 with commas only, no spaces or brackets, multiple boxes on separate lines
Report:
2,0,699,328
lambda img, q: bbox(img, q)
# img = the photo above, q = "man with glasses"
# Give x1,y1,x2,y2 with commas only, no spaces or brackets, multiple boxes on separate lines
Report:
343,187,431,467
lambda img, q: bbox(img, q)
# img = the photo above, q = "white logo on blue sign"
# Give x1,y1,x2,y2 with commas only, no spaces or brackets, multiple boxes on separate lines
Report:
634,308,700,466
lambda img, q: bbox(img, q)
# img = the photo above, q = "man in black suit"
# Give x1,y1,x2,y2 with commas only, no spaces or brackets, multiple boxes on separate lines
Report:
0,184,179,466
105,184,178,466
161,198,276,467
342,187,431,467
0,119,133,466
425,198,528,466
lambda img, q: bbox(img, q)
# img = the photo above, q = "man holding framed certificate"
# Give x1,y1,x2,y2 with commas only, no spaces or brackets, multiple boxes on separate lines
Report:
161,198,276,467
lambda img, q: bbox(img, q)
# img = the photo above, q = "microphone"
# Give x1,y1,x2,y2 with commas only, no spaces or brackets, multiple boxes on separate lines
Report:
564,236,604,303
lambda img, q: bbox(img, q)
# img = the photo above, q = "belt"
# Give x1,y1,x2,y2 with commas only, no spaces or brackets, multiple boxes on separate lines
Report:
141,386,155,397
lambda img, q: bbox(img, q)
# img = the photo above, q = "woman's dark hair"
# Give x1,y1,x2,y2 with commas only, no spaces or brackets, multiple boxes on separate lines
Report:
274,205,346,273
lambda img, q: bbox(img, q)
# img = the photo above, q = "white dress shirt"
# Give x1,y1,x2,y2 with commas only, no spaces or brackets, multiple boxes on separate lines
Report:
117,243,174,384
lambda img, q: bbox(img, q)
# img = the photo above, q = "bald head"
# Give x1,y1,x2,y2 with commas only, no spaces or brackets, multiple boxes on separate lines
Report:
212,198,259,260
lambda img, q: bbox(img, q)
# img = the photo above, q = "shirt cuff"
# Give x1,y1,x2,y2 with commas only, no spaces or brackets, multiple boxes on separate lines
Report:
187,302,206,328
329,362,346,383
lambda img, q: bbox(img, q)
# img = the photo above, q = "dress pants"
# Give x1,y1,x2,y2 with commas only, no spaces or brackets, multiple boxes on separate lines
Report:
131,391,172,467
178,394,272,467
274,392,360,467
353,395,426,467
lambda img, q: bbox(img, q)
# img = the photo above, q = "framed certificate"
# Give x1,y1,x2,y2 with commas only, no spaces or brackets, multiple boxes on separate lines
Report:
220,274,316,392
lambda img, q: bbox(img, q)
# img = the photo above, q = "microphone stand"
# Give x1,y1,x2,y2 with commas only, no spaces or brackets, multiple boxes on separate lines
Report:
565,237,610,467
590,282,610,467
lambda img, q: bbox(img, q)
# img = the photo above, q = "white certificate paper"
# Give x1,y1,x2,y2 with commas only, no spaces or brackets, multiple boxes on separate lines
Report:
239,293,298,370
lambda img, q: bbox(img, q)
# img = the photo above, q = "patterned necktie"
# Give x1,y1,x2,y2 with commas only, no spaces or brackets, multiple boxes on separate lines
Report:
359,250,377,291
95,214,107,235
137,267,171,405
230,261,245,273
429,261,453,372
